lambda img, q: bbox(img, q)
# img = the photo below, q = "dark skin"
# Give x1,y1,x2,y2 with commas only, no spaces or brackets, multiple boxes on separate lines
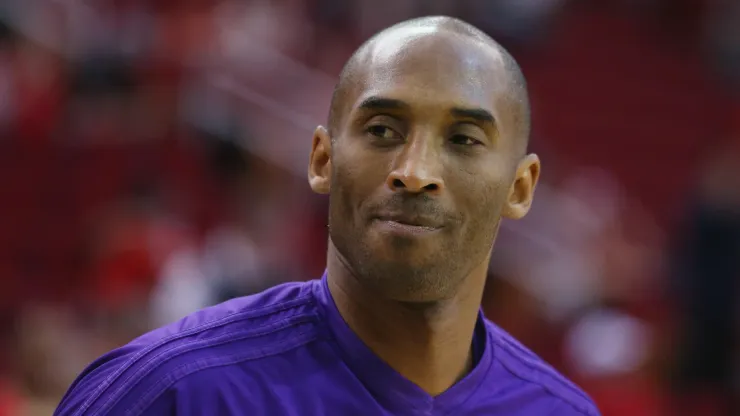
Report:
308,17,540,396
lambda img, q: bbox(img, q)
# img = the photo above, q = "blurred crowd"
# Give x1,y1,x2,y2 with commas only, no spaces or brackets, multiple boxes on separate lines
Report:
0,0,738,415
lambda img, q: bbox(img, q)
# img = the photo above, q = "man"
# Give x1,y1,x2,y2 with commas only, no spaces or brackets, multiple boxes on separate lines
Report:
55,16,600,415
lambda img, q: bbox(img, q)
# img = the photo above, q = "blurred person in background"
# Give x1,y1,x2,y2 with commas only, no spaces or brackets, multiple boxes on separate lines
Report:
489,166,669,416
704,0,740,94
671,137,740,416
0,17,16,137
54,16,600,415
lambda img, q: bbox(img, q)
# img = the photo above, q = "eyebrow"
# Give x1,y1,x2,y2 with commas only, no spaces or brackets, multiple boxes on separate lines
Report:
357,96,495,125
450,107,495,124
357,96,409,111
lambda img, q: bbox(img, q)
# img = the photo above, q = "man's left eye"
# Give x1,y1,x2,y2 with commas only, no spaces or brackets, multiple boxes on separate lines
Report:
449,135,482,146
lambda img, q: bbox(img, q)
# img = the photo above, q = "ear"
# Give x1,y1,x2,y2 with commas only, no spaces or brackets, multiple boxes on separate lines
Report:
502,153,540,220
308,125,332,194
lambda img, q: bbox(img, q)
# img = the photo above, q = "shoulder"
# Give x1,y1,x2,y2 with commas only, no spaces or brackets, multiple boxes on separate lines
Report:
484,319,601,416
55,281,323,416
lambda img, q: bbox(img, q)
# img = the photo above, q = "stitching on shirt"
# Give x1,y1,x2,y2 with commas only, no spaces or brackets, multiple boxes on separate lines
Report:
492,333,598,415
489,323,594,403
72,293,315,416
129,330,319,415
97,314,318,414
496,333,593,402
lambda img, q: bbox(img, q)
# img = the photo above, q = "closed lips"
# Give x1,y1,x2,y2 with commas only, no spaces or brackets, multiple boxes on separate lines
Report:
375,214,442,229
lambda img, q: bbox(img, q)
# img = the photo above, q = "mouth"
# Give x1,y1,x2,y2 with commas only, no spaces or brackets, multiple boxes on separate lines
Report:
373,214,443,236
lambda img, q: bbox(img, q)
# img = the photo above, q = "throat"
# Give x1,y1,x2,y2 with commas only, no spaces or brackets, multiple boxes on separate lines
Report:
329,278,481,396
389,334,477,396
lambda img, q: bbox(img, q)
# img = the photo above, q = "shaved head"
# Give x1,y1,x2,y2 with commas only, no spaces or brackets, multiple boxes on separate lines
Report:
327,16,531,152
309,15,540,303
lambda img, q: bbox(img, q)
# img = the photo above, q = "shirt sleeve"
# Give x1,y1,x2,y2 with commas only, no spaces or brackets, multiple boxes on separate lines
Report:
138,367,267,416
54,345,264,416
54,360,240,416
53,344,174,416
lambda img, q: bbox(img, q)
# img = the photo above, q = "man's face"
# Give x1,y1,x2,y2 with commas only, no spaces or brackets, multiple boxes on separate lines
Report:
310,30,538,302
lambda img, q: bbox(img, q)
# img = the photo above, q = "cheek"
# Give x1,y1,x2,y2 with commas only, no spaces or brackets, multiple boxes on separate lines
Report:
329,166,356,222
330,154,387,220
470,185,504,224
451,166,510,229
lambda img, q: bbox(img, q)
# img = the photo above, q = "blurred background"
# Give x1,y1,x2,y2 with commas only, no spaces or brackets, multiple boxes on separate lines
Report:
0,0,738,415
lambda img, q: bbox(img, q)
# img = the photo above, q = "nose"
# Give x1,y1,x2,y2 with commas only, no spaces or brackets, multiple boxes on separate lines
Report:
386,138,444,194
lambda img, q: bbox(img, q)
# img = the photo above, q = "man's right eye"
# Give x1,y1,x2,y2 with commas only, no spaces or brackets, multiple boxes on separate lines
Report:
367,125,400,141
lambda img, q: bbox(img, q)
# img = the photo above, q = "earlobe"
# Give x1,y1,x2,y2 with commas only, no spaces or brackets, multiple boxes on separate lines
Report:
308,125,332,194
502,154,540,220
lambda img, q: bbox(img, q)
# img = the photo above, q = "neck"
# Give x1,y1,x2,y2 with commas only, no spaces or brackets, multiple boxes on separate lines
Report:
326,243,489,396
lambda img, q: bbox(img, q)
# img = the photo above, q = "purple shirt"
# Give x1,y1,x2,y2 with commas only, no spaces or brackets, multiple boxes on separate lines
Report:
55,273,600,415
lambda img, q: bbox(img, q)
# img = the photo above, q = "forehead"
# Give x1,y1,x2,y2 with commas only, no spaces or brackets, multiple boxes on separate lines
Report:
351,28,509,114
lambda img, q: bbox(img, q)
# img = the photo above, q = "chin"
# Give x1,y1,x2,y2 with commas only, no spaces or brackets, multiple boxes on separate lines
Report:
332,232,460,299
366,244,435,269
357,256,453,300
367,228,440,254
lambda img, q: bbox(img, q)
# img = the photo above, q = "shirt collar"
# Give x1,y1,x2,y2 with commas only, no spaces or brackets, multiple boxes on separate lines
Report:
313,270,494,414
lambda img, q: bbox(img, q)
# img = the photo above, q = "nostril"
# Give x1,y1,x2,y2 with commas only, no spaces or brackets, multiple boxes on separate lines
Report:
392,178,405,188
423,183,438,192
